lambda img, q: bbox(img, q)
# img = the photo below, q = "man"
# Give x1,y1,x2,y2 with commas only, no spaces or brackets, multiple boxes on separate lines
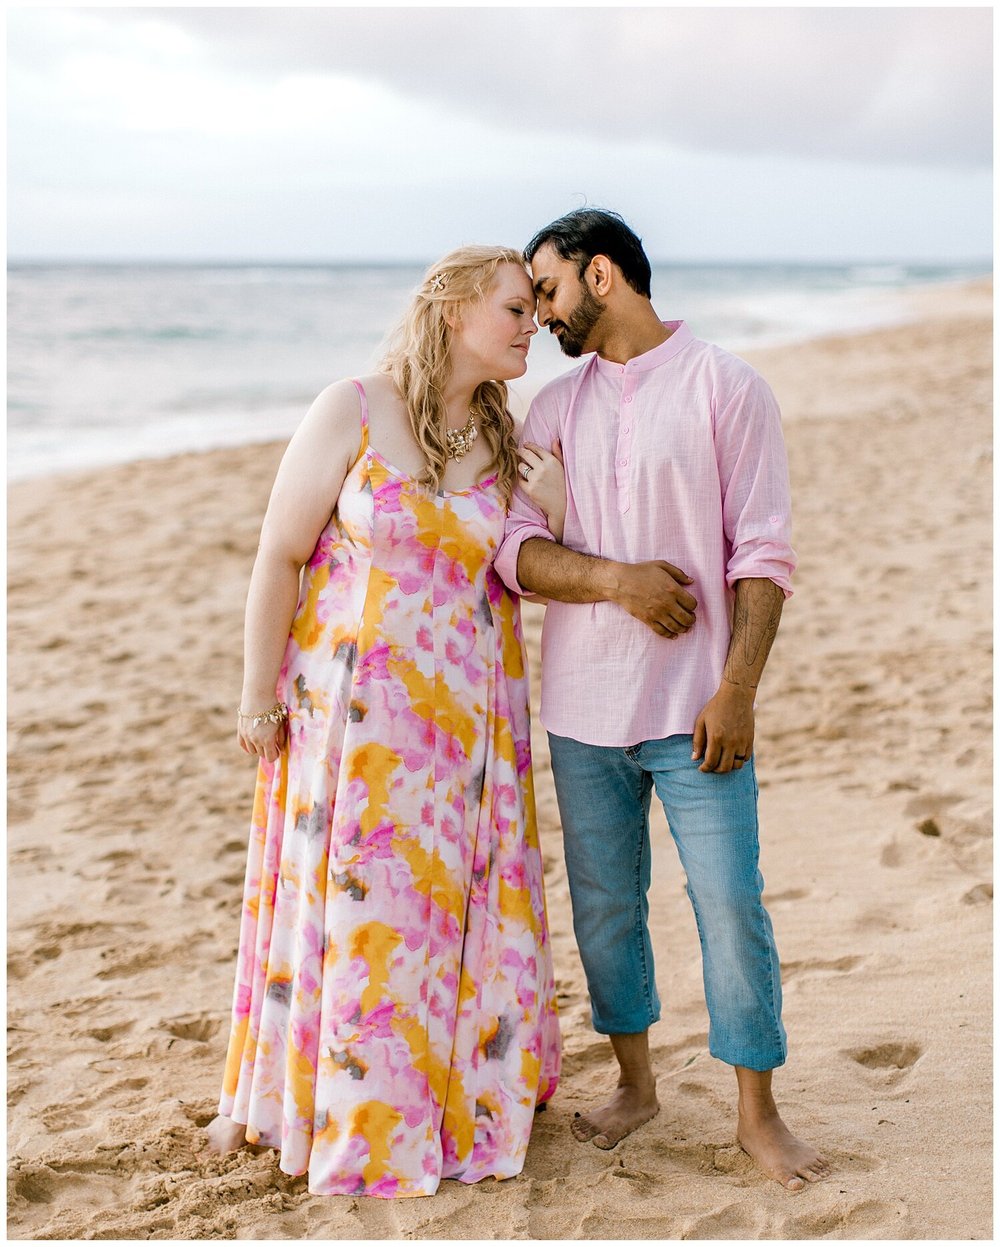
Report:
495,209,828,1191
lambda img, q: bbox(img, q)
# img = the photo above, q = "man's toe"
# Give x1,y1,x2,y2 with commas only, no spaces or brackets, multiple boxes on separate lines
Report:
571,1117,600,1142
592,1130,621,1151
783,1173,806,1192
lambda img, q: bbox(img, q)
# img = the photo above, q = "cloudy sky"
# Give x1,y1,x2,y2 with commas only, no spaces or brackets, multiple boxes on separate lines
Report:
7,5,993,262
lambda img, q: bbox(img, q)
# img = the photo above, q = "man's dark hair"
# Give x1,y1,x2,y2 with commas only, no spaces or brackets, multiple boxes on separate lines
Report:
524,208,652,298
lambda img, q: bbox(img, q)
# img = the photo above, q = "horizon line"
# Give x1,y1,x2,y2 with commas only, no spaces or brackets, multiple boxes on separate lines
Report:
7,255,994,269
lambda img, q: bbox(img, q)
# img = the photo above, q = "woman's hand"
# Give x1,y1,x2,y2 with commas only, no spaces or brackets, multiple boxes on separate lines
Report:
518,439,567,541
237,703,288,764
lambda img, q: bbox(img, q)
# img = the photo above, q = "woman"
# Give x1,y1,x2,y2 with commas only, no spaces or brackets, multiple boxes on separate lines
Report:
206,247,565,1198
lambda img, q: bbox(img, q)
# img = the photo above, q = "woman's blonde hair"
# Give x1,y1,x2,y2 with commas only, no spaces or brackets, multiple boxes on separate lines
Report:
380,244,526,500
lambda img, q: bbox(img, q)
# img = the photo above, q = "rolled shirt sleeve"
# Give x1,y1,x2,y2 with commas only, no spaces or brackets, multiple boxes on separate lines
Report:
494,392,560,597
715,373,797,598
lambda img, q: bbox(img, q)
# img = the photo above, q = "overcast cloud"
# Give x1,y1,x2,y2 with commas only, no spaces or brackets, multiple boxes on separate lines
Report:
149,6,992,167
6,6,993,262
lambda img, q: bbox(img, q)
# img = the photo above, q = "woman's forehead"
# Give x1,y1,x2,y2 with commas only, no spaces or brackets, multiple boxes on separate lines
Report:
494,263,535,300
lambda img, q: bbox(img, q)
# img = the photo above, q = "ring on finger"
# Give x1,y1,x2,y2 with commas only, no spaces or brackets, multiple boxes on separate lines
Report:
520,465,532,480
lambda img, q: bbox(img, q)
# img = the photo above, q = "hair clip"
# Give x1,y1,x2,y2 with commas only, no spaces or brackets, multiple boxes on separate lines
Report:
429,272,446,292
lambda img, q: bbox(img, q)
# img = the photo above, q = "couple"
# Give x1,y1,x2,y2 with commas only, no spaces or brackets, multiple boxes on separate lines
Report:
207,209,829,1196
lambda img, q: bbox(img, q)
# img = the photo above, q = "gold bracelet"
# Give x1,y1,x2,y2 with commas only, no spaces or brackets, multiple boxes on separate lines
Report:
236,701,289,729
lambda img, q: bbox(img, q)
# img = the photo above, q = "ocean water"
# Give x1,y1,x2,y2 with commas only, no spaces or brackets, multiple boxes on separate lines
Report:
7,260,989,480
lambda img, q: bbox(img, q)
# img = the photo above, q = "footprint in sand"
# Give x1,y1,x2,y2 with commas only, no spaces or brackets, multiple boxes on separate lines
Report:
77,849,147,885
96,945,168,981
83,1020,136,1043
97,929,212,981
782,954,865,988
844,1041,922,1087
161,1013,224,1043
8,1158,125,1228
183,872,245,905
215,838,247,860
877,791,991,875
786,1197,909,1238
902,793,992,870
10,919,151,978
177,1098,221,1129
679,1202,770,1237
852,905,912,934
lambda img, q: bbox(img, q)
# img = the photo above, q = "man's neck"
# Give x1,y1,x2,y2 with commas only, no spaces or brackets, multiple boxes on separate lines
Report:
595,306,673,365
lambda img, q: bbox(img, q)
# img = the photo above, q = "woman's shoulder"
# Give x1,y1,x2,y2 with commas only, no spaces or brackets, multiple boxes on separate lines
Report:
309,372,399,416
351,372,397,402
299,377,366,436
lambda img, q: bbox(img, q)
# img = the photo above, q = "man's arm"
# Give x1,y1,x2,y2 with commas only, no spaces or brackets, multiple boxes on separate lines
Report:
691,576,784,772
692,366,795,773
517,537,698,639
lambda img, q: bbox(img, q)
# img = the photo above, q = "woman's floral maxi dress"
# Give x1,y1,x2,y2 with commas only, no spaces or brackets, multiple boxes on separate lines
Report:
219,381,561,1197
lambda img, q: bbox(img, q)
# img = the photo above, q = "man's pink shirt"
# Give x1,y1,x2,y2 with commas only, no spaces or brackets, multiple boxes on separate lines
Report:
494,321,796,748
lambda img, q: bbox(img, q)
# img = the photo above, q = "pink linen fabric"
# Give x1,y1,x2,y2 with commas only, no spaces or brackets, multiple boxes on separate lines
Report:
494,322,796,748
219,381,560,1197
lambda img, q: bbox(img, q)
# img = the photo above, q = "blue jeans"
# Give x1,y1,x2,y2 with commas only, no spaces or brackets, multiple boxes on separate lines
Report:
547,731,787,1072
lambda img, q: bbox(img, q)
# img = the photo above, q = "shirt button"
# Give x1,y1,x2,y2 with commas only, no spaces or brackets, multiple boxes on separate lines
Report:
624,395,633,403
623,426,630,433
620,459,628,466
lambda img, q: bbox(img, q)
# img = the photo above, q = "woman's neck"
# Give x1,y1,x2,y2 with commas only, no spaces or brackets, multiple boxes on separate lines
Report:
440,377,480,429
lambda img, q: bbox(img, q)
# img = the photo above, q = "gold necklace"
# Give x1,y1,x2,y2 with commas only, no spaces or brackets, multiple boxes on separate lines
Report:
445,411,478,460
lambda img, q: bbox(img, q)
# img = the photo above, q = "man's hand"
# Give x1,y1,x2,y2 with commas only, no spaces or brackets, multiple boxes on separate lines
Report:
613,561,698,638
691,682,755,773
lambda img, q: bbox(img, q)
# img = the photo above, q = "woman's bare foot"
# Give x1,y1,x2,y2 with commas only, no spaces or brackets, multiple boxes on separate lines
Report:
205,1114,248,1155
572,1082,660,1149
735,1066,830,1191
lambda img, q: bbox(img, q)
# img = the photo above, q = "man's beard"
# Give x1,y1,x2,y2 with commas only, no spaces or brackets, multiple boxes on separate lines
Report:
551,283,606,357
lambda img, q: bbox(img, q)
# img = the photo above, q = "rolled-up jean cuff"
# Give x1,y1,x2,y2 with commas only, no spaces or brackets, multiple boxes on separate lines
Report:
591,1007,661,1036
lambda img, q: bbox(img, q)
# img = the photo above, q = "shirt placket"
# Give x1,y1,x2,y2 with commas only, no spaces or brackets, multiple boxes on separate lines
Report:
615,364,635,514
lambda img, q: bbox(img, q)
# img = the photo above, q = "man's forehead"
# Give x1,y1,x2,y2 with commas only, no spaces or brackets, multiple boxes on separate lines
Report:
529,242,565,289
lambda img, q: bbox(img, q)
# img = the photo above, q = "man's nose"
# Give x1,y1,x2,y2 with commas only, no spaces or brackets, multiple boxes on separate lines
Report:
536,303,552,327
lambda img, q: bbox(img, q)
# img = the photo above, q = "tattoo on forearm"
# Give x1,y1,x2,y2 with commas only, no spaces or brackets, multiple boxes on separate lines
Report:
725,580,784,684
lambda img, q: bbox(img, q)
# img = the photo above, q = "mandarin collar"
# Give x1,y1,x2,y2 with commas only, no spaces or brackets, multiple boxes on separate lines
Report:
593,320,693,377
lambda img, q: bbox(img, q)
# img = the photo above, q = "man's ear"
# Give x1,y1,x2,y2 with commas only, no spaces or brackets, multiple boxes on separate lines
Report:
587,255,614,297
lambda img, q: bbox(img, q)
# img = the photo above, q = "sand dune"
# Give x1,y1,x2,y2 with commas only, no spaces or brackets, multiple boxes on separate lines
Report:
7,283,991,1239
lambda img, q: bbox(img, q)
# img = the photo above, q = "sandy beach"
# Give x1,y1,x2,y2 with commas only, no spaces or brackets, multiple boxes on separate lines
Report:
7,281,992,1240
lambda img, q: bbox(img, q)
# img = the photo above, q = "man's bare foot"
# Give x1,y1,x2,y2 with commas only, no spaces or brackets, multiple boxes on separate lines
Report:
737,1107,830,1190
734,1066,830,1191
205,1114,248,1155
572,1082,660,1149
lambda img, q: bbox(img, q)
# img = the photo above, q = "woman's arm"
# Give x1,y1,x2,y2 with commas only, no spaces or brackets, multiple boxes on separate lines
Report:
517,439,566,541
238,379,363,762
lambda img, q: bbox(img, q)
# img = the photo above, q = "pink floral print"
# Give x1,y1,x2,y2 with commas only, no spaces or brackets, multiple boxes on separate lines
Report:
219,381,560,1197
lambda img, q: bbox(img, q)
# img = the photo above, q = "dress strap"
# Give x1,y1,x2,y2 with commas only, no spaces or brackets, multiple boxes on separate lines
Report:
350,378,370,457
